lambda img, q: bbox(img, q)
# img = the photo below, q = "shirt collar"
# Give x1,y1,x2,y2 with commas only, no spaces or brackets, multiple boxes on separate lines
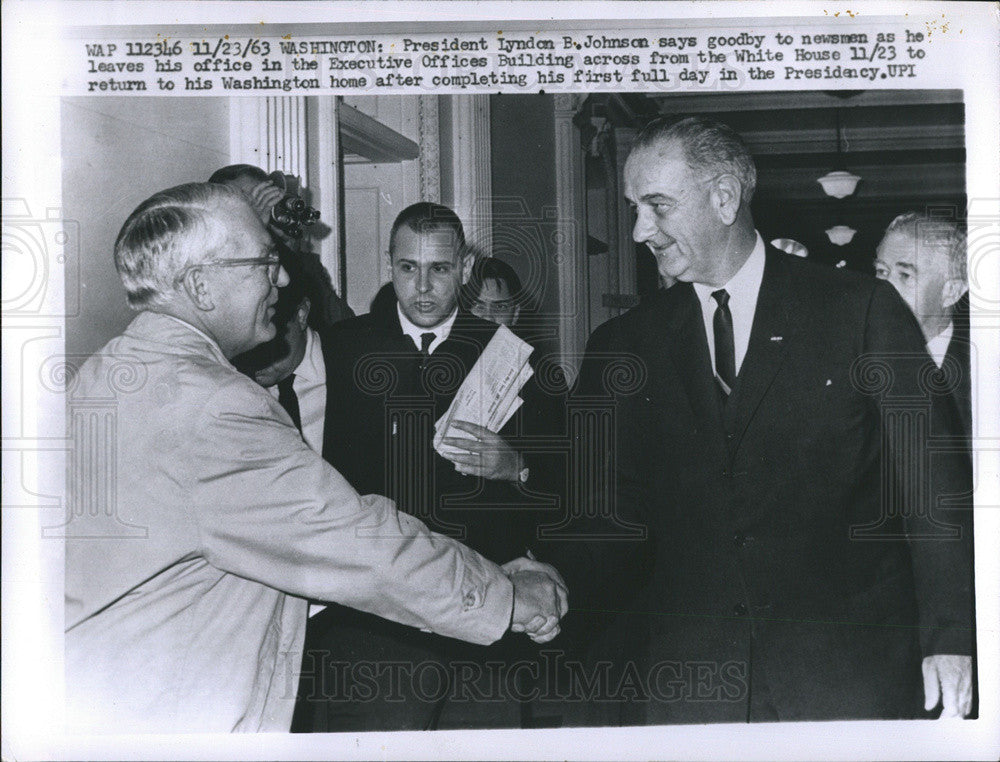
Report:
926,320,954,368
396,304,458,350
293,327,323,382
692,231,766,307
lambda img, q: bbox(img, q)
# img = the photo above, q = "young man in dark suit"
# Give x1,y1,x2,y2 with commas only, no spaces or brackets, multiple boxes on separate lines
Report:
293,202,568,732
567,117,974,724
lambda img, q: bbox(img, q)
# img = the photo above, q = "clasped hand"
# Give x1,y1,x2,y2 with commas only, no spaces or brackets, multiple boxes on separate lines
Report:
504,557,568,644
441,420,522,482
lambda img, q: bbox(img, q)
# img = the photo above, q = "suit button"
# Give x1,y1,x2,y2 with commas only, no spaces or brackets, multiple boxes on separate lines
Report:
733,532,752,548
733,602,748,617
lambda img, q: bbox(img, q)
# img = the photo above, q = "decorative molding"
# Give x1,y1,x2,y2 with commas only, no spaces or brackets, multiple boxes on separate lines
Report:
340,103,420,163
229,97,308,182
553,94,589,384
418,96,441,203
450,95,492,254
314,97,343,295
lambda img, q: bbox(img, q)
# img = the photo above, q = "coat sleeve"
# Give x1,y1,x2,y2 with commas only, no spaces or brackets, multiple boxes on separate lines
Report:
862,280,974,657
186,374,513,647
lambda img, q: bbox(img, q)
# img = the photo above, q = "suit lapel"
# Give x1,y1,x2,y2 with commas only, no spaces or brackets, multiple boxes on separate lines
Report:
655,284,727,444
726,247,790,448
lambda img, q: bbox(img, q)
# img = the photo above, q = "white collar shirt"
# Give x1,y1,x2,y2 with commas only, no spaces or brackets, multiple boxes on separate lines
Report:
268,327,326,453
692,231,766,379
397,304,457,354
926,320,954,369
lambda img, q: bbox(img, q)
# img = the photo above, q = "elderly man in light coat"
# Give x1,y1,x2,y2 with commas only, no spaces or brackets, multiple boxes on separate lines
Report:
64,183,566,733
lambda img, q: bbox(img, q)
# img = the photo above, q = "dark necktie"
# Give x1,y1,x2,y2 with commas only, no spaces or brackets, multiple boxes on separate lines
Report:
712,289,736,396
276,373,302,433
419,332,435,356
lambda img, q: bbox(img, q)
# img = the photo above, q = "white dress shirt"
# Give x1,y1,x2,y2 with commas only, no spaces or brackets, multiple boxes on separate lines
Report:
926,320,954,369
692,231,766,379
397,304,458,354
268,327,326,453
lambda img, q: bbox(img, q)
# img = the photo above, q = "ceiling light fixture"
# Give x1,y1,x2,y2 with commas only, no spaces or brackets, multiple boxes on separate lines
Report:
817,108,861,199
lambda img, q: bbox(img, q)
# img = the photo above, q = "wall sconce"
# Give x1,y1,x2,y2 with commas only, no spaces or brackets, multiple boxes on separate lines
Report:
826,225,857,246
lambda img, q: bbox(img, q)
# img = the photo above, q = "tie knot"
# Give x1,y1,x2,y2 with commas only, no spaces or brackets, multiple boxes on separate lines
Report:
711,289,730,308
419,332,435,354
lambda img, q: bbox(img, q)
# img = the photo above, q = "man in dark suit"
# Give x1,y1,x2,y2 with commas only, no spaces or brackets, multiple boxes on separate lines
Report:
875,212,972,436
567,117,974,724
293,202,568,732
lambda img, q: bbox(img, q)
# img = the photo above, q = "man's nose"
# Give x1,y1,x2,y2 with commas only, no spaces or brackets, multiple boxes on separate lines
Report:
275,265,290,288
632,208,656,243
416,268,432,293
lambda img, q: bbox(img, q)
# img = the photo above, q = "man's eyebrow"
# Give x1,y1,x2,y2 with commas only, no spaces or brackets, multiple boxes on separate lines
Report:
895,261,916,272
639,192,677,203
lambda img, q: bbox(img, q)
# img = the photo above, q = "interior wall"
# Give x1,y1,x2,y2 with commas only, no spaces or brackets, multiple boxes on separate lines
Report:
62,97,230,356
340,96,422,315
489,95,560,356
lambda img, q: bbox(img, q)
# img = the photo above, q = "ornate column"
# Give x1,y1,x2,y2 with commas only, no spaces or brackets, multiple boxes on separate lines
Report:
229,96,309,180
418,95,441,204
450,95,492,254
553,93,588,384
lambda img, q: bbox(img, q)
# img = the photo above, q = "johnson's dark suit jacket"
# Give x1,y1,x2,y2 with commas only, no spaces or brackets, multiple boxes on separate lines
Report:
944,292,972,440
295,301,567,731
569,246,973,724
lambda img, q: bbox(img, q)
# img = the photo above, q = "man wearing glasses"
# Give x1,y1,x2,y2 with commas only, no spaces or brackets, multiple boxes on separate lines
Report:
63,183,567,733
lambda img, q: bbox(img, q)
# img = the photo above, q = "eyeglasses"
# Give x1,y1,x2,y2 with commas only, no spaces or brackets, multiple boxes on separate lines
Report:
175,255,283,285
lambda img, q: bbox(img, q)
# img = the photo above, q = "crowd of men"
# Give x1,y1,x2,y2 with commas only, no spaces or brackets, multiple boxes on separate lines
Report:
64,116,975,733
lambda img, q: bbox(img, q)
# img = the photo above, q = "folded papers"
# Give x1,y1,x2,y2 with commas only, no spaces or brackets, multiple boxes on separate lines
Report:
433,325,533,458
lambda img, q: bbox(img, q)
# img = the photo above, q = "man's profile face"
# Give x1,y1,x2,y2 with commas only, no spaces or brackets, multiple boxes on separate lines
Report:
624,140,727,286
470,278,519,327
875,230,953,340
391,226,468,328
234,298,309,388
203,198,283,356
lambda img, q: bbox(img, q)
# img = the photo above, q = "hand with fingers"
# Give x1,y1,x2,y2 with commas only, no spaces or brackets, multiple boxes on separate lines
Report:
244,180,286,228
440,420,522,482
505,557,569,644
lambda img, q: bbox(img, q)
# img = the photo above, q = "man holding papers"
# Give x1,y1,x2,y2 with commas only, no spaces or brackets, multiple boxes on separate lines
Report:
293,202,567,732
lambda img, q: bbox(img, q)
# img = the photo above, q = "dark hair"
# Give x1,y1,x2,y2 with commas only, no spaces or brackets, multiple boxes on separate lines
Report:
633,116,757,203
388,202,465,257
460,257,523,310
207,164,270,185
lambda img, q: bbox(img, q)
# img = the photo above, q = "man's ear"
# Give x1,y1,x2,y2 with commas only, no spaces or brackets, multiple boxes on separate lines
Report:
711,173,742,226
181,268,215,311
512,305,521,325
296,297,311,330
942,278,966,310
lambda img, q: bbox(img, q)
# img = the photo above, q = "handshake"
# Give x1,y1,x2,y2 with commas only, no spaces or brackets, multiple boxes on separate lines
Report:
503,556,569,644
